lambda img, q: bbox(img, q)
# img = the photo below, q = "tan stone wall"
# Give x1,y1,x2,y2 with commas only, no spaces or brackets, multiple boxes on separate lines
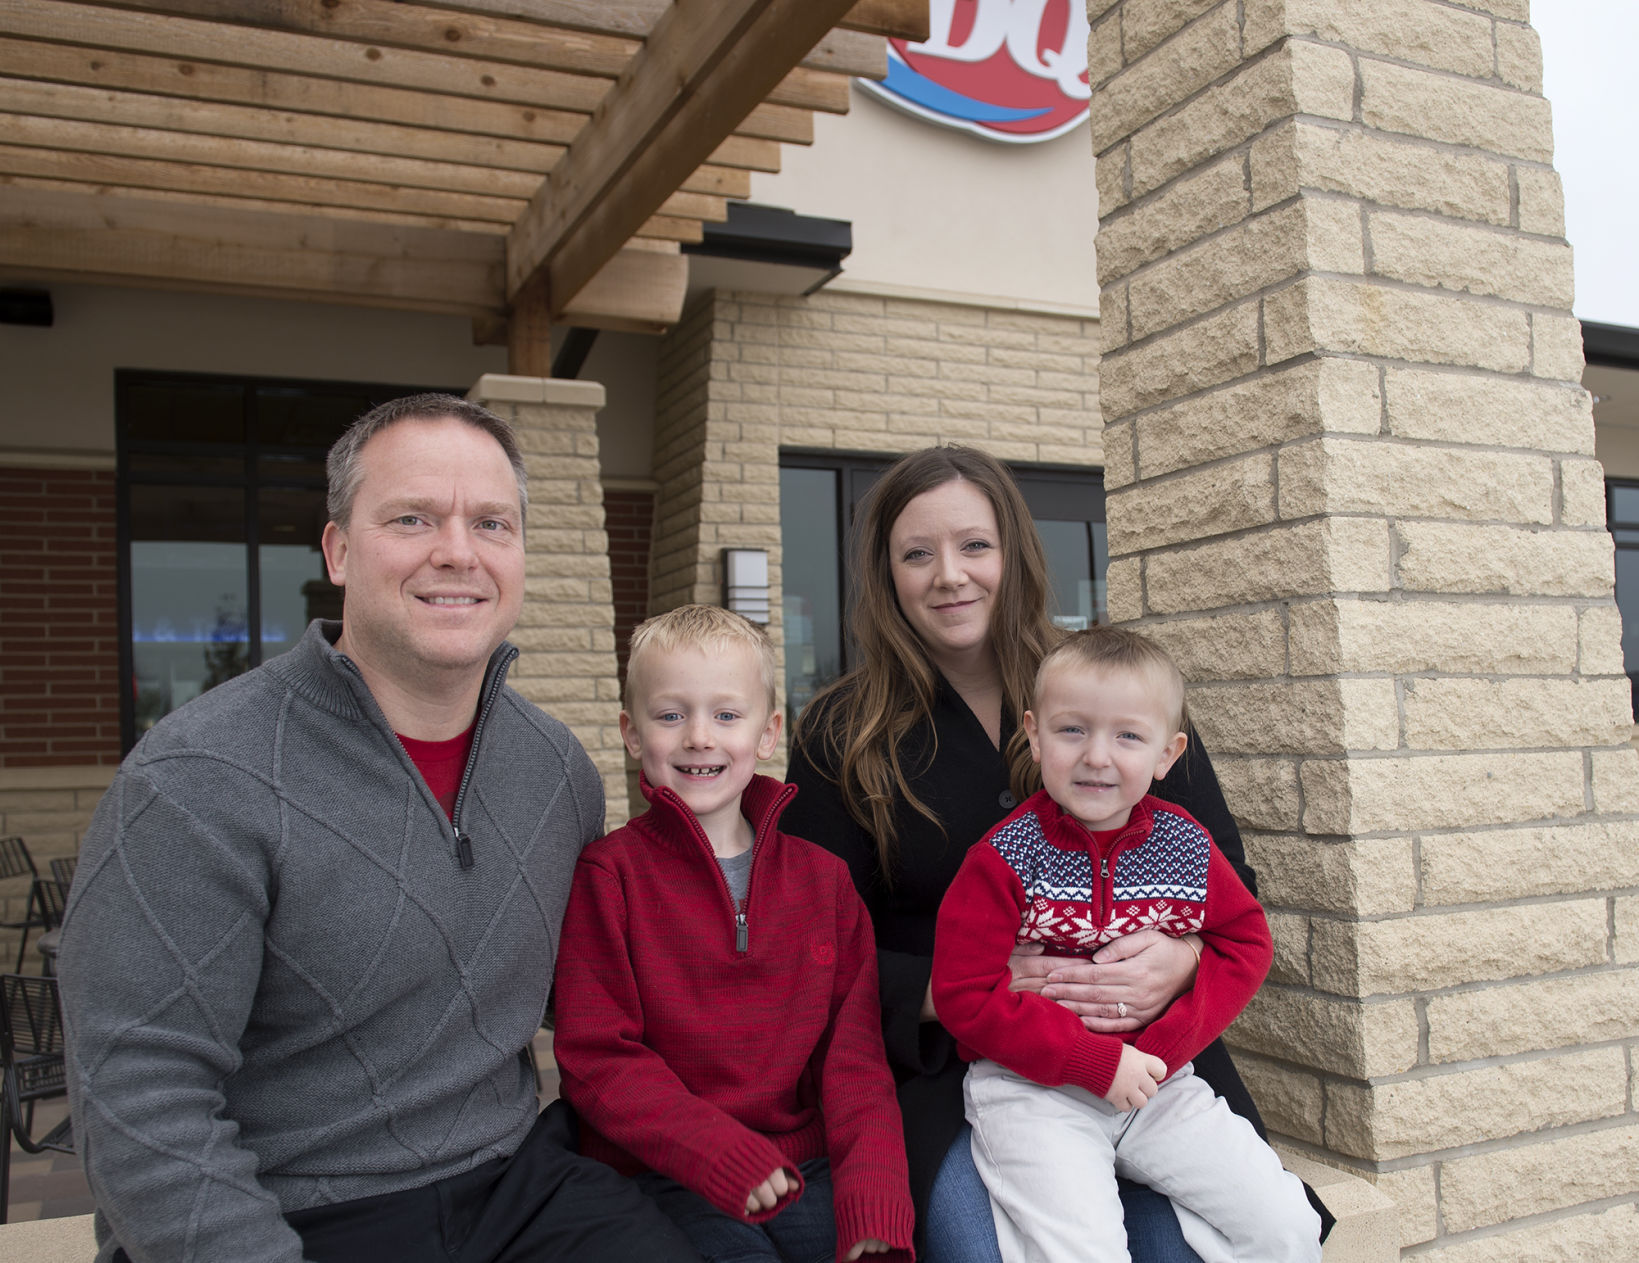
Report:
0,767,112,968
1090,1,1639,1255
469,375,628,827
647,285,1104,757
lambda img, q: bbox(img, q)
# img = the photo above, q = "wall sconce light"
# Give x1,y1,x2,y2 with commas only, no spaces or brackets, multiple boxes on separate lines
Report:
722,548,771,624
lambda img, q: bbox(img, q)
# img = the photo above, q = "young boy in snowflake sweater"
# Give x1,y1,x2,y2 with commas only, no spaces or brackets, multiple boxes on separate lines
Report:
553,605,915,1263
930,626,1319,1263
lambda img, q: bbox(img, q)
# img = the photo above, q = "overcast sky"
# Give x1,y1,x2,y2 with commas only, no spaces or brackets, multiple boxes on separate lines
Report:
1535,2,1639,328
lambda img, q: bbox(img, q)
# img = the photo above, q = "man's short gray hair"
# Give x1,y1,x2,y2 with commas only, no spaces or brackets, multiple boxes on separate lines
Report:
326,394,529,528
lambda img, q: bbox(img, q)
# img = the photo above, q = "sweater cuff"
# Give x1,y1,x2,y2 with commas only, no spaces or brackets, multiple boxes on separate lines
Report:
699,1132,804,1224
833,1190,917,1263
1063,1036,1124,1099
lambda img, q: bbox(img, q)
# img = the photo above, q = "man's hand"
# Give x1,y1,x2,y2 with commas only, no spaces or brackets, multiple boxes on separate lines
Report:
745,1165,794,1215
845,1238,891,1260
1103,1044,1167,1111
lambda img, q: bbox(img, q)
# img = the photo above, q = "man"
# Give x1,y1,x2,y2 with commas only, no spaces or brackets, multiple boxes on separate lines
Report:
59,395,698,1263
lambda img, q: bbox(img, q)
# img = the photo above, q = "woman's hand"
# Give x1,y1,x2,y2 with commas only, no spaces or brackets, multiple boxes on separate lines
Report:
1007,931,1200,1032
845,1239,891,1260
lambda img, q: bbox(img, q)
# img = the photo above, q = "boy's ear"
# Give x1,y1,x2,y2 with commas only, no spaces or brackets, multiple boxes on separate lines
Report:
1022,710,1044,763
618,711,642,760
756,709,783,760
1152,730,1189,781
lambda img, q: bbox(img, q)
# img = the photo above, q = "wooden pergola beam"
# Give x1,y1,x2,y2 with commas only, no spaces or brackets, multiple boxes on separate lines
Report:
505,0,860,309
406,0,928,41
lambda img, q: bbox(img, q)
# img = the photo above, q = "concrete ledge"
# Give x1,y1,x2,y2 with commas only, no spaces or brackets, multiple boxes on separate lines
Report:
0,766,116,792
1278,1149,1401,1263
0,1214,96,1261
468,374,606,409
0,1156,1398,1262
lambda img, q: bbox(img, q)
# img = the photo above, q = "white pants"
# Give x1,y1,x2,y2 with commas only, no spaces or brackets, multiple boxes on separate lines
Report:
964,1058,1322,1263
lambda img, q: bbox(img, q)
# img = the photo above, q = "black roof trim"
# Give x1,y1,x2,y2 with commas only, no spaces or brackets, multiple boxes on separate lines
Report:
1583,320,1639,368
682,202,852,272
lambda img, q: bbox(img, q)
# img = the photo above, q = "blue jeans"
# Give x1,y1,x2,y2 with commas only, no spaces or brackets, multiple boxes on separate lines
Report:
924,1124,1204,1263
635,1157,837,1263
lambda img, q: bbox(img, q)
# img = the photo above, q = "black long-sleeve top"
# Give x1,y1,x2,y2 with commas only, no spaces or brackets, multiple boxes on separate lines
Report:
783,675,1270,1243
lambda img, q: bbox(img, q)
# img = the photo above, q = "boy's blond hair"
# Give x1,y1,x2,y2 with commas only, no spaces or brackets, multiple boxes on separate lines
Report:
1034,625,1189,733
624,604,779,711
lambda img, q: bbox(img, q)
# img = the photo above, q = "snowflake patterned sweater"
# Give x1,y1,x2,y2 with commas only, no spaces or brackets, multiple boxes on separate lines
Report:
553,773,915,1263
930,789,1271,1099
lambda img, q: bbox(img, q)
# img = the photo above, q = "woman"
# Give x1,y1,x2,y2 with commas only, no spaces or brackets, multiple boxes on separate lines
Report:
783,446,1303,1263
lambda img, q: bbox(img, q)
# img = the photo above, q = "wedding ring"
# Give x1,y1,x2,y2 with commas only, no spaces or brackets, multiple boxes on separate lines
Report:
1117,1002,1128,1018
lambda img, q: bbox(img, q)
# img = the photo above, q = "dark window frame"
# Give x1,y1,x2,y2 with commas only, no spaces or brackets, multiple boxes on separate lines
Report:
114,369,454,751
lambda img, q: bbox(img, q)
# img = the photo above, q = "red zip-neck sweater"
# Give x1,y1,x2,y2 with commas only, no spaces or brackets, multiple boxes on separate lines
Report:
931,790,1271,1099
553,774,915,1263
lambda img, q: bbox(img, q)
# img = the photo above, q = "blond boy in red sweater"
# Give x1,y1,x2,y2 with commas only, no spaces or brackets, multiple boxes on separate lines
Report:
554,605,914,1263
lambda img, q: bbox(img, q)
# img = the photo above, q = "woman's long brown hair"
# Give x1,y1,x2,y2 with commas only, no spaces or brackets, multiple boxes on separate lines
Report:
794,446,1060,882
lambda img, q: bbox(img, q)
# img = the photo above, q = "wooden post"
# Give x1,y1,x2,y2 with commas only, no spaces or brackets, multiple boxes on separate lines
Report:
507,275,552,376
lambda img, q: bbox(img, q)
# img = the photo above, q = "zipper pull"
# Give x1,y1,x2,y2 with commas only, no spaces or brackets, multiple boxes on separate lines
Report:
456,829,475,870
1101,856,1110,880
735,910,748,954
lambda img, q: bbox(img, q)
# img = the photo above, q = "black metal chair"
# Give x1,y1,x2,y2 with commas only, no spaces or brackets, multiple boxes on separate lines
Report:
48,856,77,891
0,838,45,975
14,878,67,975
1,973,74,1223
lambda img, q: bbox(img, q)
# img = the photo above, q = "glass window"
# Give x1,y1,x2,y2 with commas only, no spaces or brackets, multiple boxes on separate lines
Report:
1609,479,1639,719
779,466,843,725
117,371,451,749
779,452,1107,735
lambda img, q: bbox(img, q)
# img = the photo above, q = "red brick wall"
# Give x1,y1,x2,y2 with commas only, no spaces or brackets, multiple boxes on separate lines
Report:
0,467,122,767
604,488,656,687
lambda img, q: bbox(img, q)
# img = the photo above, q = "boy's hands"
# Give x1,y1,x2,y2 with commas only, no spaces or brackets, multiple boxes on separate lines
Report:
845,1239,890,1260
745,1166,794,1215
1104,1044,1167,1110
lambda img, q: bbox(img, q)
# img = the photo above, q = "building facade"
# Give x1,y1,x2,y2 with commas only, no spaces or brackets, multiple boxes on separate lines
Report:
2,3,1636,1257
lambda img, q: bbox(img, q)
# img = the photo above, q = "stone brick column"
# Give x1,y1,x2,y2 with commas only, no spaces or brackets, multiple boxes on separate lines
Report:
1089,2,1639,1256
468,375,627,826
650,292,784,644
640,293,786,806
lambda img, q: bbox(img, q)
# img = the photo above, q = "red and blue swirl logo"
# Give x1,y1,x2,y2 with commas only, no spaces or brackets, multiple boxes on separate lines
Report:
859,0,1091,144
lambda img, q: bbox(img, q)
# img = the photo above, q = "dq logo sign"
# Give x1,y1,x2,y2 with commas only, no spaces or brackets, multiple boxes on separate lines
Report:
859,0,1091,144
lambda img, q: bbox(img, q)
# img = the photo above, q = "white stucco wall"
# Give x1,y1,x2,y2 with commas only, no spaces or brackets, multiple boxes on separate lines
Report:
749,84,1100,314
0,282,656,479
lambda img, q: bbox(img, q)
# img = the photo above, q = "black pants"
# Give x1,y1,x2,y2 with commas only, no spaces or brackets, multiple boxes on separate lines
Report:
115,1103,702,1263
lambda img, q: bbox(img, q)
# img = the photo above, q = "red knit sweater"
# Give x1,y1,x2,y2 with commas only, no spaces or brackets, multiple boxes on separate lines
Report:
931,790,1271,1099
553,774,915,1262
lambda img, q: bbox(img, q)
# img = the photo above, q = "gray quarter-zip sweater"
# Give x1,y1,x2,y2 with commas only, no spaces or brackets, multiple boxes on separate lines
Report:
58,620,603,1263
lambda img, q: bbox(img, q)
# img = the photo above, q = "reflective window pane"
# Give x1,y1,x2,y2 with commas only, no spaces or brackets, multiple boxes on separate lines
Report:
129,485,248,736
780,466,841,731
1611,483,1639,525
1616,544,1639,718
259,488,339,659
1037,518,1099,631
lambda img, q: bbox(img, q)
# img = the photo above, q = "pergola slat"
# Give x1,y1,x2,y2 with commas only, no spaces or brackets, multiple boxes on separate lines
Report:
50,0,886,80
3,173,508,234
5,0,610,109
403,0,927,41
0,74,565,170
